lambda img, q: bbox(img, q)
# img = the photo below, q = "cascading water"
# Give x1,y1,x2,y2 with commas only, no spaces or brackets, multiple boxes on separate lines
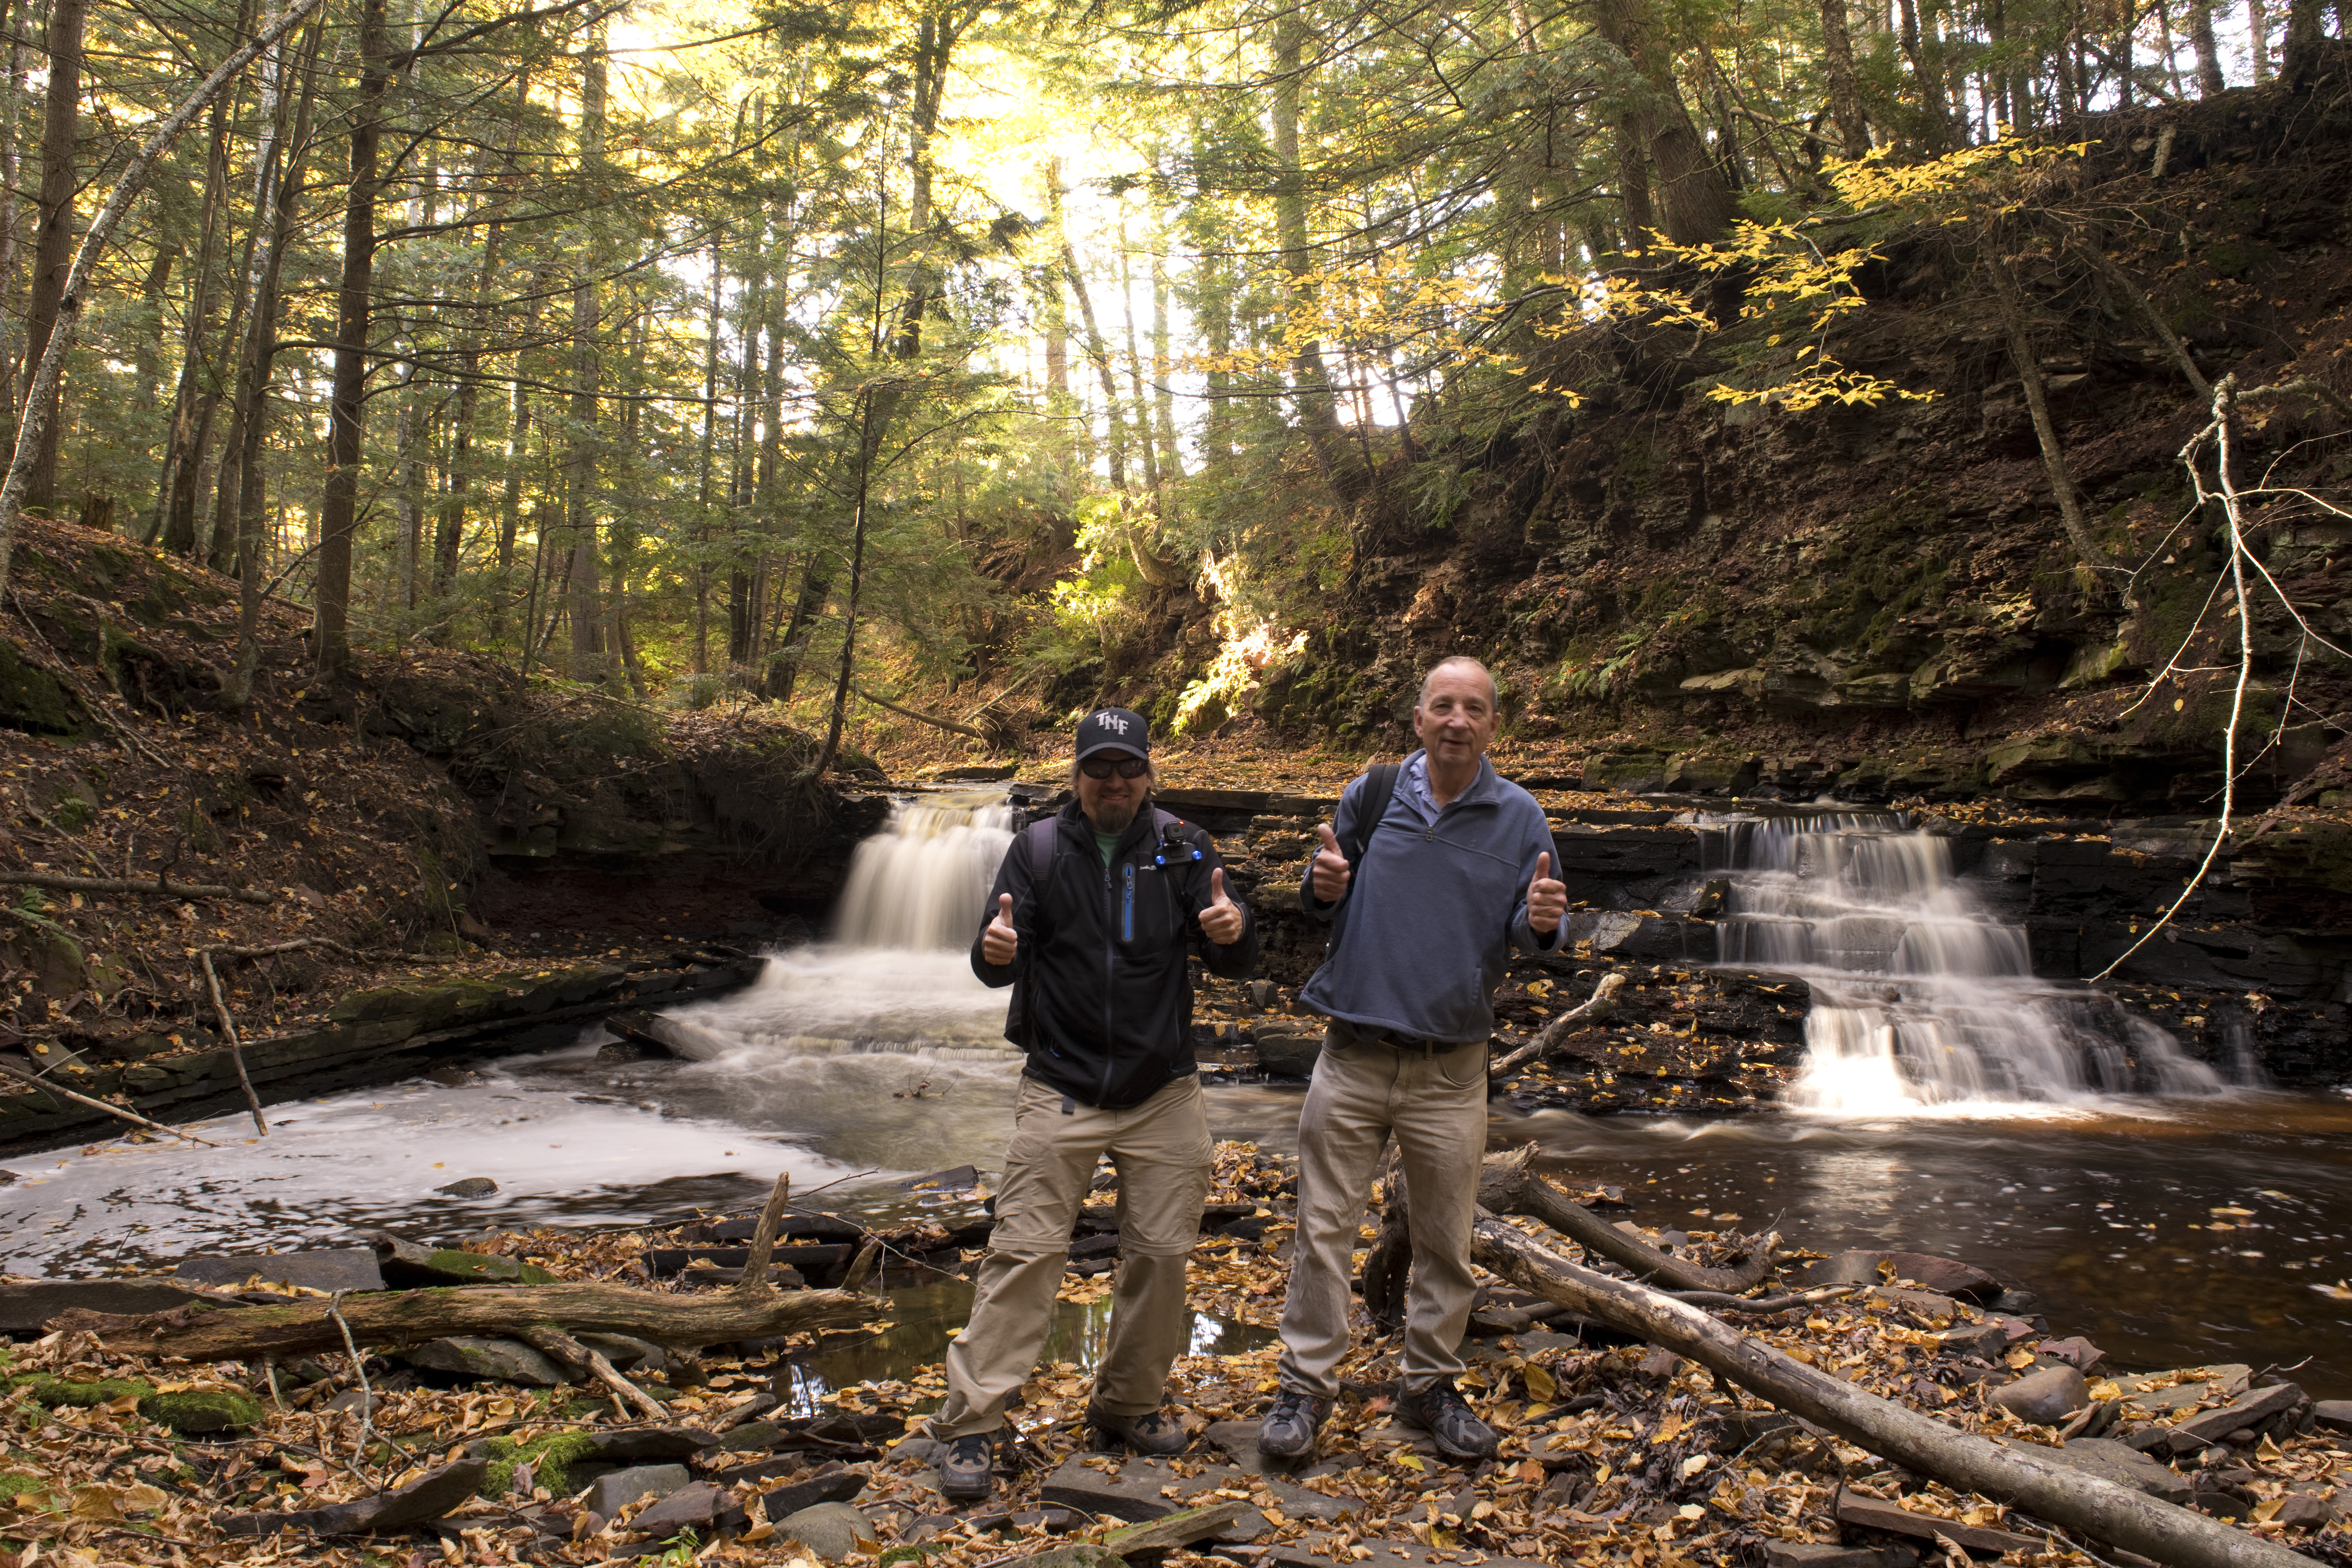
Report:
1705,812,2225,1113
654,791,1022,1072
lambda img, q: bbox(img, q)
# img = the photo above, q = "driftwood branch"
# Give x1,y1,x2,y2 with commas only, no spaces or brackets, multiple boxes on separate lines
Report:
0,871,275,905
735,1173,793,1294
0,1054,220,1145
853,685,989,742
51,1281,871,1361
516,1324,668,1421
1491,971,1626,1077
1471,1218,2307,1568
199,951,267,1135
1477,1143,1774,1294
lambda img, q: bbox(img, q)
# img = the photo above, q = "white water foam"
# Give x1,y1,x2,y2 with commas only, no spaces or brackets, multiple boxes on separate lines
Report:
1705,813,2225,1115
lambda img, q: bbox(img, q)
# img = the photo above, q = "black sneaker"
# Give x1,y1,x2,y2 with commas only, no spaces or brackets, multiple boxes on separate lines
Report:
1395,1380,1498,1461
938,1432,995,1501
1087,1404,1189,1455
1256,1387,1332,1465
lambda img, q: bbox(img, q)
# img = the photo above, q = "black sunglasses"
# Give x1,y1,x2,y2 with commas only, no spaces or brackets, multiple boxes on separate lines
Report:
1079,756,1150,780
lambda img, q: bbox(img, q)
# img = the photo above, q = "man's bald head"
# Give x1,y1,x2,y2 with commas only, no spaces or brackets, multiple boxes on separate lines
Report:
1417,656,1497,711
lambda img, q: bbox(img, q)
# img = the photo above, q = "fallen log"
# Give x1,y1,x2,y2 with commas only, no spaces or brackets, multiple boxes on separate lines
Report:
51,1281,871,1362
0,1055,221,1146
518,1323,668,1422
1478,1143,1773,1294
1470,1217,2307,1568
1490,971,1626,1078
0,870,275,905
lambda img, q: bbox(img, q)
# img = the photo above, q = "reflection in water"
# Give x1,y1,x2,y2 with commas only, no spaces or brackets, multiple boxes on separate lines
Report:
1503,1094,2352,1398
775,1279,1278,1419
1704,813,2222,1112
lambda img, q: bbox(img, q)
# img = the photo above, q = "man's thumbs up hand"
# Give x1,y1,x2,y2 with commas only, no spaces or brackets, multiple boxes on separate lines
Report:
1310,822,1352,904
1200,866,1245,946
1527,850,1567,935
982,891,1018,965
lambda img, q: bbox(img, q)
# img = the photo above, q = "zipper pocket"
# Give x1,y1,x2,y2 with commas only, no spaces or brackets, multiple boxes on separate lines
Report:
1122,863,1135,942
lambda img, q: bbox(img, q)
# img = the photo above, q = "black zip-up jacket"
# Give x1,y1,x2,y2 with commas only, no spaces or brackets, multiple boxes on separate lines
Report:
970,800,1258,1110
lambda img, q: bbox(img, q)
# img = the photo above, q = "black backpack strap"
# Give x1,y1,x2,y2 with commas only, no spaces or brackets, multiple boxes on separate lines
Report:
1026,818,1057,882
1338,763,1402,873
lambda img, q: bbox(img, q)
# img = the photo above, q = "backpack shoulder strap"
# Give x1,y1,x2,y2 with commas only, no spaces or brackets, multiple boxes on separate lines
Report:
1026,818,1058,882
1339,762,1403,870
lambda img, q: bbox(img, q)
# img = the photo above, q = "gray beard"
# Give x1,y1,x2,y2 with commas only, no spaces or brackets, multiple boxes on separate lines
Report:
1089,798,1140,836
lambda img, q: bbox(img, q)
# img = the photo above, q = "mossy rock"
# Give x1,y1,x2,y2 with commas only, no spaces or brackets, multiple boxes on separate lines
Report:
0,637,83,737
138,1388,263,1435
420,1250,556,1285
470,1429,603,1498
7,1374,155,1408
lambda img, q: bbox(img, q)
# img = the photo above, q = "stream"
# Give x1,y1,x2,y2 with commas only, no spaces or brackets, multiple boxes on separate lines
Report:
2,791,2348,1399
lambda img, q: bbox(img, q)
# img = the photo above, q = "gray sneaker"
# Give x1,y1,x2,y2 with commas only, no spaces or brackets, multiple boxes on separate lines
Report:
1087,1404,1189,1455
1395,1380,1497,1461
1256,1387,1332,1465
938,1432,995,1501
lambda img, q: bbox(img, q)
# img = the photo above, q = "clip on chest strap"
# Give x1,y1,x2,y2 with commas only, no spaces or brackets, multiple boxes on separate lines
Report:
1061,1094,1076,1116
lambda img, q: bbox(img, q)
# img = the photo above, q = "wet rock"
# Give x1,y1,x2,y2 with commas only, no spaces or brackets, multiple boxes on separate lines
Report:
139,1388,263,1435
1809,1250,2004,1302
2009,1437,2191,1504
403,1336,570,1387
2313,1399,2352,1434
221,1458,489,1537
630,1481,746,1537
575,1331,668,1373
1931,1323,2007,1359
1989,1366,2089,1426
0,1277,229,1332
1831,1491,2036,1554
760,1466,867,1519
2035,1335,2105,1372
363,1230,556,1286
771,1502,874,1560
2274,1494,2339,1530
1018,1546,1123,1568
173,1249,384,1294
2109,1364,2251,1416
1252,1030,1323,1078
902,1165,980,1191
324,1389,377,1417
2163,1381,2305,1454
1041,1456,1261,1521
434,1177,499,1198
585,1464,689,1519
579,1428,717,1465
1865,1287,1955,1319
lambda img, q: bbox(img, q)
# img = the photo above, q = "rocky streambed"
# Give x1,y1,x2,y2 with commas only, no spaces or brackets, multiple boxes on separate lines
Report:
5,1141,2352,1568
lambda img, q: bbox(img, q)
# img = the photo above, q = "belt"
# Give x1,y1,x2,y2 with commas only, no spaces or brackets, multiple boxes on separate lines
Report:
1342,1021,1464,1057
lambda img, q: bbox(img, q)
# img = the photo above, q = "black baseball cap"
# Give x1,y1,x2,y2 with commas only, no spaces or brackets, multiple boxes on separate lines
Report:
1075,707,1151,762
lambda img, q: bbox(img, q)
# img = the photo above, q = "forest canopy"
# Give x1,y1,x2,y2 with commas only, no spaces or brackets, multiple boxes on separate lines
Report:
0,0,2334,766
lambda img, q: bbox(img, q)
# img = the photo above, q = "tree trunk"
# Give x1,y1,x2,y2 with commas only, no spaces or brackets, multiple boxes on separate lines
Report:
2188,0,2225,93
312,0,390,676
692,230,720,673
1063,242,1129,490
0,0,327,592
563,27,607,684
1990,249,2115,577
817,392,880,776
1475,1143,1775,1293
492,289,541,648
1472,1220,2312,1568
1819,0,1873,156
55,1282,871,1362
1598,0,1737,244
2246,0,2272,79
0,0,31,415
2281,0,2325,86
1614,116,1656,249
18,0,86,520
1271,9,1365,505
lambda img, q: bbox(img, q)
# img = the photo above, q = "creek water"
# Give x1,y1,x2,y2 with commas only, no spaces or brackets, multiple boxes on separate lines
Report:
2,793,2347,1399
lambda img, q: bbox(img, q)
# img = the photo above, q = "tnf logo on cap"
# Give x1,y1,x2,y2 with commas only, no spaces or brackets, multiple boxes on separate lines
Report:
1099,714,1129,734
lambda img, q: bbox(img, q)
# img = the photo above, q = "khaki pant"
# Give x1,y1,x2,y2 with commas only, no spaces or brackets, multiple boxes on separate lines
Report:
1277,1021,1486,1399
930,1073,1212,1439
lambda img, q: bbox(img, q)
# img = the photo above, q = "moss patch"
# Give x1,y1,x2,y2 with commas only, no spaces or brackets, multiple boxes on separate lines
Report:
472,1429,603,1498
6,1375,155,1408
138,1388,263,1435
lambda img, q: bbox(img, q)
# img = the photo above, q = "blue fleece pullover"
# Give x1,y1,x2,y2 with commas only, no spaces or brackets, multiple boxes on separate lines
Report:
1297,750,1563,1043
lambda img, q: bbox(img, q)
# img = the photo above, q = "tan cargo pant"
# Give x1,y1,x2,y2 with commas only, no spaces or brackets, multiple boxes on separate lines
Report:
929,1072,1212,1439
1276,1020,1487,1399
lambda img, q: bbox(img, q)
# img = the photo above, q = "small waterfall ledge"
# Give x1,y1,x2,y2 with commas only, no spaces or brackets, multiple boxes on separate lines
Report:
1704,812,2227,1113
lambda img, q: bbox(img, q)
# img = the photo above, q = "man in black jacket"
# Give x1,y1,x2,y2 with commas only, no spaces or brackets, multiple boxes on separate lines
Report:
928,708,1258,1502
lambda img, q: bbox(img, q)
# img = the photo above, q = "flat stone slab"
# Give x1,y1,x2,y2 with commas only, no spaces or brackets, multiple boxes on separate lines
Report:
1202,1421,1361,1484
403,1335,569,1387
2163,1381,2305,1454
1040,1456,1261,1522
1833,1491,2037,1555
760,1467,869,1521
2105,1365,2251,1416
174,1249,384,1294
1269,1535,1547,1568
630,1481,748,1537
0,1276,227,1331
2313,1399,2352,1434
584,1464,688,1521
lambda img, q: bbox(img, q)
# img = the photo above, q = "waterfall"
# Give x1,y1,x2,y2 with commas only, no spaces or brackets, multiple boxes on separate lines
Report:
1704,813,2225,1112
649,790,1024,1076
832,792,1016,950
